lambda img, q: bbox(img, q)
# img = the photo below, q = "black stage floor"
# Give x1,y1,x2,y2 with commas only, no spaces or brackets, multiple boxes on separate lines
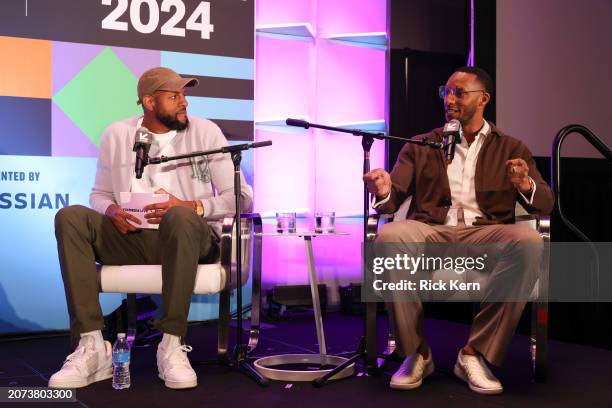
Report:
1,312,611,408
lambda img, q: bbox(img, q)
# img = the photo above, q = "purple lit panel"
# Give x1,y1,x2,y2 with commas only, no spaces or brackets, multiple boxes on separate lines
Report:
255,36,314,120
314,129,385,215
253,129,314,213
256,0,314,26
309,221,363,292
261,232,309,288
315,40,385,124
317,0,386,37
254,0,389,289
260,220,364,299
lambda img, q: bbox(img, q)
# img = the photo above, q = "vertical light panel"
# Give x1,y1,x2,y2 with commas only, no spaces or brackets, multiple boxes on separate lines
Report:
254,129,315,214
254,33,315,214
314,35,387,215
255,36,313,120
314,129,385,216
315,41,386,123
254,0,388,294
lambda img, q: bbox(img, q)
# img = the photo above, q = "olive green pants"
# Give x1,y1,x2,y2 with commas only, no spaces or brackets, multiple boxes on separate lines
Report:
54,205,218,340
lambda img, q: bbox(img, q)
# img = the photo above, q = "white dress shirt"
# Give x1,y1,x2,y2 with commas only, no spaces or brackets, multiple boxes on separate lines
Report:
444,121,489,226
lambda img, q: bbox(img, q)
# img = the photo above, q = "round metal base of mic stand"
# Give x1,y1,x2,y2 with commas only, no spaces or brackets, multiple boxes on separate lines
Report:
254,354,355,382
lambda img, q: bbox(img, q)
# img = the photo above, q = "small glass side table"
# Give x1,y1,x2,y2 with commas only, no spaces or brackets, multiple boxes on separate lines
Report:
253,230,355,382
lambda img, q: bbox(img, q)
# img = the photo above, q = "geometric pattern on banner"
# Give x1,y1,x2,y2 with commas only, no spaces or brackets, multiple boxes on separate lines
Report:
51,101,99,158
111,46,161,81
0,96,51,156
0,36,51,99
53,48,141,148
52,41,105,95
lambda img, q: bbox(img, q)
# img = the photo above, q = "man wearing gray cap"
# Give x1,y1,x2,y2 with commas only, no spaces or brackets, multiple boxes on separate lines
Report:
49,67,253,390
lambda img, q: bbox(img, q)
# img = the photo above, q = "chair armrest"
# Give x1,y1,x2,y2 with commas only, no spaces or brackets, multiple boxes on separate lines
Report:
538,216,550,241
367,214,381,242
218,212,263,355
514,214,550,241
514,213,539,223
367,213,395,242
219,213,262,290
240,212,263,222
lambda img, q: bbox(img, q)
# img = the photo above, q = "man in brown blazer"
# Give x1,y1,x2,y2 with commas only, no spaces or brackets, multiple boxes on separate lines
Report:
363,66,554,394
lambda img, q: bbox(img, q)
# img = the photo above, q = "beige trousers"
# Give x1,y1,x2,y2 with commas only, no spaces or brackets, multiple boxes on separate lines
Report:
375,213,542,366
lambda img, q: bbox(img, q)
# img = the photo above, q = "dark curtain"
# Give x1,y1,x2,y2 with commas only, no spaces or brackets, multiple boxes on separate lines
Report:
388,48,467,167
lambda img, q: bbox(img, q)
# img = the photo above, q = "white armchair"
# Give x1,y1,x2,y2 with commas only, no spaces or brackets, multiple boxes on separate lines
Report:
97,213,263,362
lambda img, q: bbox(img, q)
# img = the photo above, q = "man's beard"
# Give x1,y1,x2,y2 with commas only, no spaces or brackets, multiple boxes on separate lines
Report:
156,111,189,131
458,104,477,126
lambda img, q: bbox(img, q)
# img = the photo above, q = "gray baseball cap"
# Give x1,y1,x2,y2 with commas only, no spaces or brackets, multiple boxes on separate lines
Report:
137,67,198,105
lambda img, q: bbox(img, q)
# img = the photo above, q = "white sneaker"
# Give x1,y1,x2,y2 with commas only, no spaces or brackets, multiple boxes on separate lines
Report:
453,351,503,395
48,336,113,389
157,342,197,389
390,350,434,390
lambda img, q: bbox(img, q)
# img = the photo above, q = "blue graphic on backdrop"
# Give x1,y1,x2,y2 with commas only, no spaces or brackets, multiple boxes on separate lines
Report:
0,154,252,333
0,156,123,333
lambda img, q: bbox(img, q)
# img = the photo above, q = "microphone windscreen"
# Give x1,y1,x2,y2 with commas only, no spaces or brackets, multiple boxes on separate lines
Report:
135,127,151,143
285,118,309,128
443,119,461,133
251,140,272,148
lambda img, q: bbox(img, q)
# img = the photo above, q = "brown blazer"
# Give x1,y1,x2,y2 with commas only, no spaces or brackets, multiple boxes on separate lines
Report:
377,122,555,225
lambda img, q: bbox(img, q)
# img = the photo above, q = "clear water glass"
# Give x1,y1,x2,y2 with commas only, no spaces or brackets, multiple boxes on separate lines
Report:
276,212,296,233
315,212,335,233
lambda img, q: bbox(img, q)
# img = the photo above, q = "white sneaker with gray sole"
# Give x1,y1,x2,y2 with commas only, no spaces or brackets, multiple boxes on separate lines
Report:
453,351,503,395
157,343,197,389
48,336,113,389
390,350,434,390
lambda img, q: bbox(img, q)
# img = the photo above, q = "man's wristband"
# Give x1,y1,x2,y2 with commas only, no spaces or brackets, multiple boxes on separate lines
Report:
194,200,204,217
520,178,534,195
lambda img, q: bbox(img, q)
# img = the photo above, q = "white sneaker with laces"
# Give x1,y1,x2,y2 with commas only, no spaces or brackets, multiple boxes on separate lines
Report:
390,350,434,390
48,336,113,389
453,351,503,395
157,342,197,389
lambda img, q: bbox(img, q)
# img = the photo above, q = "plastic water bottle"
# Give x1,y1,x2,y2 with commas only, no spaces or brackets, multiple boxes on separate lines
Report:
112,333,131,390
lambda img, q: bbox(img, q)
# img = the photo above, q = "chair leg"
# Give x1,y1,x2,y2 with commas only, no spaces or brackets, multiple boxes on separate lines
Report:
126,293,137,346
247,222,263,354
377,327,398,370
531,301,548,383
217,289,231,363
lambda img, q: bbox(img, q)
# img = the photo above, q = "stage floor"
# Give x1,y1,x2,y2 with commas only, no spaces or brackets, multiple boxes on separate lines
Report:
1,312,611,407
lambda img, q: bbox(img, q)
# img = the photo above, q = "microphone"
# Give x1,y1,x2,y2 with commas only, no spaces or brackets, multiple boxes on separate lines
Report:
133,127,152,179
442,119,461,163
285,118,310,128
249,140,273,148
221,140,273,153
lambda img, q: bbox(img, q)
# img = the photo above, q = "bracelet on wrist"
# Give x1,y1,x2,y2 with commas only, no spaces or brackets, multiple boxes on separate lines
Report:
194,200,204,217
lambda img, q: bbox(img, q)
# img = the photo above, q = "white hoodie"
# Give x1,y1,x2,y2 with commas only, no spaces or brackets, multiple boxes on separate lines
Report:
90,115,253,224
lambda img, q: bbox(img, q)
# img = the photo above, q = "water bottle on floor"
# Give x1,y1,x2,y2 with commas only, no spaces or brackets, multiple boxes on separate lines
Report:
112,333,131,389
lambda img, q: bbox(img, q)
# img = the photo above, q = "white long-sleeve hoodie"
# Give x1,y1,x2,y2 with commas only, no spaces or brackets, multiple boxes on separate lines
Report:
90,115,253,224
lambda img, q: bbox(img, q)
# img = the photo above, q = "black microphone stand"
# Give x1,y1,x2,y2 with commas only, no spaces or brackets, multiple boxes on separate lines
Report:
148,140,272,386
285,119,441,386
